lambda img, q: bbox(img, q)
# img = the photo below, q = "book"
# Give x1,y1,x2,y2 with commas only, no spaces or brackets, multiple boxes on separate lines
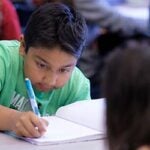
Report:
22,99,106,145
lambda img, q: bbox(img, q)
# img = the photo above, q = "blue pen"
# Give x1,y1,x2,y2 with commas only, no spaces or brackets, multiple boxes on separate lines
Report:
25,78,41,117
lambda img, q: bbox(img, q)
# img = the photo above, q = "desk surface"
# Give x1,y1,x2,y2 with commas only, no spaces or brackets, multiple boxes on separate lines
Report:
0,132,108,150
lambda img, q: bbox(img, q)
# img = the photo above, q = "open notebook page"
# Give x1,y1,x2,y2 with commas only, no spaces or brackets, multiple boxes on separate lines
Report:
55,98,106,132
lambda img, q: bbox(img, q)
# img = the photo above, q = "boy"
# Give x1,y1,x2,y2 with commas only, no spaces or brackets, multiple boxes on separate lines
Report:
0,3,90,138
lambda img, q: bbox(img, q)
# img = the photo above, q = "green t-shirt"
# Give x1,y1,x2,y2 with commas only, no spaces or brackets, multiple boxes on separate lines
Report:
0,40,91,116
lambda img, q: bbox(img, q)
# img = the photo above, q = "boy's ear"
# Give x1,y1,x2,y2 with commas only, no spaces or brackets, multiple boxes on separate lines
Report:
19,34,26,56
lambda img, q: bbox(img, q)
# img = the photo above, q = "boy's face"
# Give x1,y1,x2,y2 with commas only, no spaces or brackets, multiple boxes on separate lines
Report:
19,43,77,92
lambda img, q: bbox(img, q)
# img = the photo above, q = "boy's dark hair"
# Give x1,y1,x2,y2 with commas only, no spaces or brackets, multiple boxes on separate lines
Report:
24,3,87,58
101,42,150,150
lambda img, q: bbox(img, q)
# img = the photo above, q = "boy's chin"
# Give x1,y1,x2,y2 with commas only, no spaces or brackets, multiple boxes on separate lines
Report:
35,86,58,92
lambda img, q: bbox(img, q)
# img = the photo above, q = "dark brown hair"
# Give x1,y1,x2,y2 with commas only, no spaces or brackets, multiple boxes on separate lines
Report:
101,41,150,150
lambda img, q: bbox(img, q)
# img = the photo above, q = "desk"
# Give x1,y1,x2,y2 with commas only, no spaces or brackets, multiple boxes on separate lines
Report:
0,132,108,150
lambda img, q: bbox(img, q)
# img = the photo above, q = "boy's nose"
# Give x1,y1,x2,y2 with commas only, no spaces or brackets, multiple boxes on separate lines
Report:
43,73,58,88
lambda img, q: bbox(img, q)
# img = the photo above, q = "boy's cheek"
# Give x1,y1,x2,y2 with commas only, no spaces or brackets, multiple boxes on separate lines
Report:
56,74,72,88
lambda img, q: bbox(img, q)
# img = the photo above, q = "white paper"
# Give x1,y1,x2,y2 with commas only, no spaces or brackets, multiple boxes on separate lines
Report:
23,99,106,145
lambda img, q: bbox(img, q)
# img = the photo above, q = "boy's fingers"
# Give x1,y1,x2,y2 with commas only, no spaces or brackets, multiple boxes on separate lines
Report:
16,112,43,137
22,118,41,138
41,118,49,127
30,114,48,135
37,118,49,134
15,124,33,138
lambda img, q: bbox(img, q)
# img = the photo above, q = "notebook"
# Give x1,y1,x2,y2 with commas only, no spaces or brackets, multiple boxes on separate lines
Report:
22,99,106,145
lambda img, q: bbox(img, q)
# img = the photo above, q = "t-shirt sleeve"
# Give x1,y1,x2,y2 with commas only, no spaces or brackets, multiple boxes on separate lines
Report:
64,67,91,105
0,52,6,91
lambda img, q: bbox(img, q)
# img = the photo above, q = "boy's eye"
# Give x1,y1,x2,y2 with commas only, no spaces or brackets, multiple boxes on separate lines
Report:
59,68,71,73
36,61,48,69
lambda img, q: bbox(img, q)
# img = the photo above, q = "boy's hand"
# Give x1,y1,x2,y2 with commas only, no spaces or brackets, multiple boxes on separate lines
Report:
11,111,48,138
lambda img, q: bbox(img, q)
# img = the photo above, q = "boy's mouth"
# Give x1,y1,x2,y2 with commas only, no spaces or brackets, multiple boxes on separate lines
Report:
36,83,54,92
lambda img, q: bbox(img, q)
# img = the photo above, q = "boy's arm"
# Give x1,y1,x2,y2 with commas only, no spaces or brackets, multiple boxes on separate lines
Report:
0,105,48,137
0,105,19,131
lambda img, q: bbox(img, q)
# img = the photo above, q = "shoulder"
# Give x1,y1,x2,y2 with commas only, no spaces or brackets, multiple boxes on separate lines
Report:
0,40,20,48
0,40,20,63
66,67,91,98
70,67,90,85
0,40,20,90
0,40,20,50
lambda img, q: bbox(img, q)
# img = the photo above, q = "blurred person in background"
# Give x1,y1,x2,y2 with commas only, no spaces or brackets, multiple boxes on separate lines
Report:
101,41,150,150
71,0,149,98
0,0,21,40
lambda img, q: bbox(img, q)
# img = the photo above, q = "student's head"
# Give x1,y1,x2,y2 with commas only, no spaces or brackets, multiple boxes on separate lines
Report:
101,43,150,150
19,3,87,92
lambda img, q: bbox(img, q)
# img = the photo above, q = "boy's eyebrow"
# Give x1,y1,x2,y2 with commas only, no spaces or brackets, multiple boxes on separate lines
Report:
62,64,76,68
36,56,76,68
36,56,49,64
